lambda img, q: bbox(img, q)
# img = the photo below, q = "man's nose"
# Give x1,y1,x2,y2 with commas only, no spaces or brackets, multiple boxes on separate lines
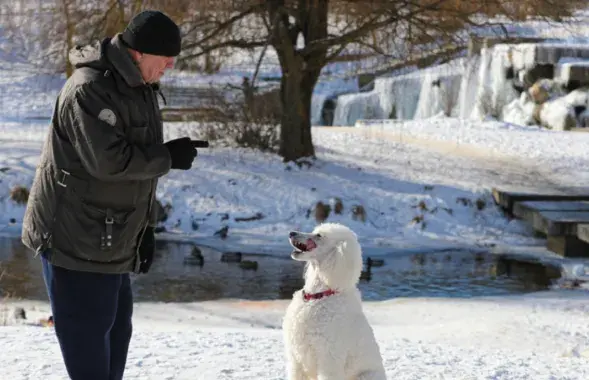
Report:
166,57,175,68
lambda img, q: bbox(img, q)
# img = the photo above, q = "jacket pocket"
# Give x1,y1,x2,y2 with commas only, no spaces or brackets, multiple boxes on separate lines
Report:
53,193,137,263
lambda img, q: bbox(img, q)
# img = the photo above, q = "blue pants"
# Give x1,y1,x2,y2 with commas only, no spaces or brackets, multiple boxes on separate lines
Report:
41,254,133,380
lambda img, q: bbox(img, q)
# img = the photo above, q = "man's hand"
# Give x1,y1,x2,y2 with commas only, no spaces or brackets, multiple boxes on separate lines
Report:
137,226,155,274
164,137,198,170
190,140,209,148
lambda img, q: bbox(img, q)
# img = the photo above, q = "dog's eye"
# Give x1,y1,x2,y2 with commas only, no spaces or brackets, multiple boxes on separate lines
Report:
316,234,322,238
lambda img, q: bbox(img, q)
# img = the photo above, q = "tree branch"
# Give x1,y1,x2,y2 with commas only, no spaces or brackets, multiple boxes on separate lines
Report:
301,14,394,57
251,37,270,87
301,0,452,57
179,39,268,61
181,4,263,51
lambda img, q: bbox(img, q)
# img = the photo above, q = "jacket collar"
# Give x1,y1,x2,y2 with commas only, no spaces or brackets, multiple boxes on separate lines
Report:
106,34,145,88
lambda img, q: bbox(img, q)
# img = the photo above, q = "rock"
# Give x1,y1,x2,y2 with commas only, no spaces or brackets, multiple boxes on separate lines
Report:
359,270,372,282
239,260,258,271
183,255,204,267
153,199,172,223
221,251,242,262
154,226,166,234
234,212,264,222
579,108,589,128
366,257,384,267
538,97,577,130
13,307,26,320
528,79,551,104
532,103,544,125
214,226,229,239
411,254,426,265
555,60,589,87
521,64,554,89
191,246,202,257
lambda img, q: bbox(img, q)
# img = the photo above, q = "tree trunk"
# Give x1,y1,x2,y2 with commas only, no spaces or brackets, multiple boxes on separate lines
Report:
269,0,328,163
279,61,320,162
62,0,74,78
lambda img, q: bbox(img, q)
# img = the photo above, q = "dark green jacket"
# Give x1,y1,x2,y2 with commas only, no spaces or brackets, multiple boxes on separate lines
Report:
21,34,172,273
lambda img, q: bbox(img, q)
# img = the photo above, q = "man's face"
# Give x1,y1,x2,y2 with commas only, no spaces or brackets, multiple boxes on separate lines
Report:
136,53,175,83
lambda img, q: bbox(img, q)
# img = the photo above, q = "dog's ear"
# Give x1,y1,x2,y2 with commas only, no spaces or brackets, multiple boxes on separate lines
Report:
339,238,363,284
317,239,362,289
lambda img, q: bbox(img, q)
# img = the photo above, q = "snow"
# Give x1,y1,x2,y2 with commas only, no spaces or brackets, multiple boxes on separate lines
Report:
352,117,589,179
4,290,589,379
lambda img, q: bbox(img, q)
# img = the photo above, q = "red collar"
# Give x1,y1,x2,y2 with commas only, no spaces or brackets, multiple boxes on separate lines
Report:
302,289,337,302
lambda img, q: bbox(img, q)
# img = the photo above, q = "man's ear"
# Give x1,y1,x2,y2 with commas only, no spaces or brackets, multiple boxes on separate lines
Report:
127,48,142,62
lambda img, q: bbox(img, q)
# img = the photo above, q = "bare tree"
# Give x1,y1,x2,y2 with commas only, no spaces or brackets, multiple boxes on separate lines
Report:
177,0,584,163
1,0,192,74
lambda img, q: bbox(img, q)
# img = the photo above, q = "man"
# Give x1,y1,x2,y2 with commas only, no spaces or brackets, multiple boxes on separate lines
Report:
21,10,197,380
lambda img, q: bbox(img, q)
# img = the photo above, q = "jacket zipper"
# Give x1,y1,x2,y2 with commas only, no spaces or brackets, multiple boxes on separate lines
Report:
135,85,162,273
135,86,159,273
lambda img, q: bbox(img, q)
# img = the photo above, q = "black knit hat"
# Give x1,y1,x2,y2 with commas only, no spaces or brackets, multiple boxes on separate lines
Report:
121,10,181,57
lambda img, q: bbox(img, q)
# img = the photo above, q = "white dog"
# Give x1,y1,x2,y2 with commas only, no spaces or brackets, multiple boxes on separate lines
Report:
282,222,387,380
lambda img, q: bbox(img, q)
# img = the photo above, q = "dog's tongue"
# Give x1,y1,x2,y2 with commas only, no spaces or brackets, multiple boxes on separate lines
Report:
306,239,317,250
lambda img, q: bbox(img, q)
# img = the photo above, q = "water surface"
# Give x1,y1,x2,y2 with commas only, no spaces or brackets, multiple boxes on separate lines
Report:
0,238,561,302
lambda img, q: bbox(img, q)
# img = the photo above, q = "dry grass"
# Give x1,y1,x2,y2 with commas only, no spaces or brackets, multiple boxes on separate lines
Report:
10,186,29,205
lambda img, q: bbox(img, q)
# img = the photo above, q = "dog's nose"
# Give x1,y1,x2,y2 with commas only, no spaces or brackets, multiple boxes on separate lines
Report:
289,231,297,237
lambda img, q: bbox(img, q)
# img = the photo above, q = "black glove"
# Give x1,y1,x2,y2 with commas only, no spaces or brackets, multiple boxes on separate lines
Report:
164,137,197,170
137,226,155,274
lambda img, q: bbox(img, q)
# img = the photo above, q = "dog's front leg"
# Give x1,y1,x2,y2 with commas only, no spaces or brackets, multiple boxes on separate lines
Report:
317,368,346,380
287,361,306,380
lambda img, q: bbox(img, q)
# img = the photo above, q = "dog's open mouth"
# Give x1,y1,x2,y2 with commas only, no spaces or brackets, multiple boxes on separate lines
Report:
291,238,317,253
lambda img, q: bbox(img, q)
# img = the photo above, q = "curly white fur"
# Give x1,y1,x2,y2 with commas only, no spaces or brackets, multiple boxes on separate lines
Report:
282,223,387,380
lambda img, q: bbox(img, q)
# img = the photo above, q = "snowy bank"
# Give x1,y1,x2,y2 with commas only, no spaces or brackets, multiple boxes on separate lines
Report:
0,117,573,257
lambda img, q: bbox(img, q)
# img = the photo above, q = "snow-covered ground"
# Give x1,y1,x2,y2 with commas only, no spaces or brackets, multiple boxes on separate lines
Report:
3,290,589,379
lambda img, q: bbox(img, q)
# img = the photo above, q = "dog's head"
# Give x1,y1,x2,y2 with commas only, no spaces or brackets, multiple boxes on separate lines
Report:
288,223,363,289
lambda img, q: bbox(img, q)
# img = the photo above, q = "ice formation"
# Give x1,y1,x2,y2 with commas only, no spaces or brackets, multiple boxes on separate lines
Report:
322,41,589,131
331,59,466,126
